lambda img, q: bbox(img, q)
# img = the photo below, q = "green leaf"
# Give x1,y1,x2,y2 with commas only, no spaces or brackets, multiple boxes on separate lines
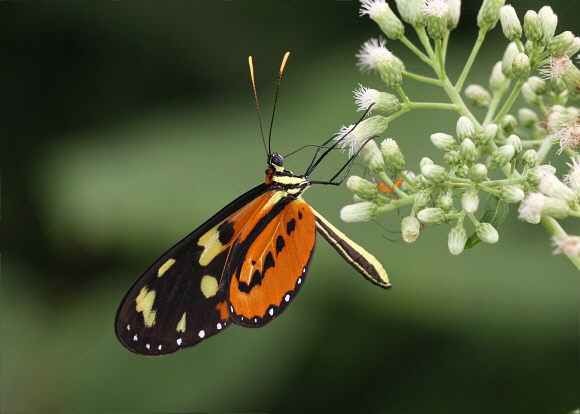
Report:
464,194,509,249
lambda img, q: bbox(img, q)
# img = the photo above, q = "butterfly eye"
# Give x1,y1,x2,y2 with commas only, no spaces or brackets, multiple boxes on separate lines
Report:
270,153,284,167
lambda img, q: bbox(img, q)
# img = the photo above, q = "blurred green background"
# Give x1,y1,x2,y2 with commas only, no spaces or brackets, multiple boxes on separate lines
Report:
2,1,578,412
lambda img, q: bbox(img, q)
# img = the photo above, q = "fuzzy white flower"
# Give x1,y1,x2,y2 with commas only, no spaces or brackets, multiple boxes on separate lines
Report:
356,38,393,73
540,54,573,82
354,85,380,112
552,235,580,257
421,0,449,17
518,192,547,217
360,0,389,17
564,156,580,195
334,116,389,157
555,122,580,154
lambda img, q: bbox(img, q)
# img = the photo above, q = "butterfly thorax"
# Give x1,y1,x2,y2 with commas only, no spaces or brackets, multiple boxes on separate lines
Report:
265,153,310,197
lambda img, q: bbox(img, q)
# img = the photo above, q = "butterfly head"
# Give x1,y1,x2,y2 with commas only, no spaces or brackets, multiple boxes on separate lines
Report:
269,153,284,168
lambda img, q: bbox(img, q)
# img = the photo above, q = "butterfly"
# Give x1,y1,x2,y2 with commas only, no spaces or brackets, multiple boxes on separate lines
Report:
115,52,391,356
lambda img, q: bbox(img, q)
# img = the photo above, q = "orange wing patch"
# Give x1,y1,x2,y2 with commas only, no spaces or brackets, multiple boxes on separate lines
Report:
228,197,316,326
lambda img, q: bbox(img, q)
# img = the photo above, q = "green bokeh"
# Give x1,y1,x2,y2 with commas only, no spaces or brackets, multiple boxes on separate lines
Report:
2,1,578,413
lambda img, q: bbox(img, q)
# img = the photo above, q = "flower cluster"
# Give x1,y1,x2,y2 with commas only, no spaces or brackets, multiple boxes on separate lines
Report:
337,0,580,266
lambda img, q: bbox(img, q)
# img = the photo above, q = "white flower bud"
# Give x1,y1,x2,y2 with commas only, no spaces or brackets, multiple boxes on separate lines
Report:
476,123,498,146
448,226,467,255
340,201,378,222
456,116,475,141
539,173,579,205
500,5,522,41
381,138,405,173
465,84,491,108
499,185,525,203
518,108,539,127
461,189,479,213
490,144,515,168
417,207,446,224
401,216,421,243
360,0,405,40
421,164,448,184
469,163,488,183
460,138,478,165
347,176,378,201
430,133,457,152
501,42,519,78
476,222,499,243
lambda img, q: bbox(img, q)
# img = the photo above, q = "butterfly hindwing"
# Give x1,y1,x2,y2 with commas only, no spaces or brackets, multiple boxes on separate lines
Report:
115,183,273,355
228,195,316,327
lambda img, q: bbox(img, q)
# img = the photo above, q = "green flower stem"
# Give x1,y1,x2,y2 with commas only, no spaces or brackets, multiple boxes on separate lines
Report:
479,186,500,196
466,212,480,225
455,26,489,92
537,134,554,165
442,31,450,62
540,216,580,270
407,102,459,110
448,176,472,184
479,177,527,187
402,70,442,85
399,171,416,189
400,35,432,65
492,78,526,125
377,194,416,212
445,212,464,220
378,170,407,198
396,86,411,104
435,39,446,81
515,39,524,53
483,79,510,125
415,27,436,60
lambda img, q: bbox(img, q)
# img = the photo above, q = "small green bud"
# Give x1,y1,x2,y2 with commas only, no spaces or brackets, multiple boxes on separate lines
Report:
395,0,427,27
490,144,515,168
550,76,568,95
421,164,449,185
540,173,579,206
512,53,531,78
521,81,540,106
340,201,378,222
417,207,446,225
347,176,378,201
469,163,488,183
420,157,434,168
500,114,517,135
436,193,454,211
500,5,522,41
561,59,580,96
413,174,431,190
547,31,575,55
462,189,480,213
380,138,405,173
527,76,547,94
523,10,542,42
499,185,525,203
377,55,403,89
361,139,386,173
448,225,467,255
501,42,519,78
518,108,539,128
401,216,420,243
414,189,432,208
456,116,475,141
444,150,461,166
476,123,498,146
565,36,580,57
518,108,539,127
431,132,457,152
456,164,469,177
465,84,491,108
489,61,508,92
427,17,447,40
460,138,478,165
446,0,461,30
476,222,499,244
506,134,522,157
477,0,505,29
526,168,542,187
360,0,405,40
354,85,401,114
537,6,558,47
522,149,538,167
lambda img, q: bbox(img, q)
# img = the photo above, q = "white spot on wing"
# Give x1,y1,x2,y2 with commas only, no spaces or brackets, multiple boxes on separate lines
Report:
297,278,302,284
133,334,138,341
158,344,162,351
176,338,182,346
126,324,131,331
146,344,150,349
285,294,290,302
198,330,205,338
254,318,258,322
269,308,274,316
217,323,222,330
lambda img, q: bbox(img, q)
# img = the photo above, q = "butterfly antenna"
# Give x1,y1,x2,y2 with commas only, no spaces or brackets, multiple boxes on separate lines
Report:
249,56,269,157
268,51,290,156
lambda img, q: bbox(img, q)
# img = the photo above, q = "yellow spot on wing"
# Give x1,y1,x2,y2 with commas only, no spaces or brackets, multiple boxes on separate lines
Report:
158,258,176,277
135,287,157,328
201,275,219,298
198,222,224,266
176,312,186,332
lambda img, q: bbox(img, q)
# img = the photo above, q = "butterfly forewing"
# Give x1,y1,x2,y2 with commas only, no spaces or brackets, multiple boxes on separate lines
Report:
228,195,316,326
115,183,272,355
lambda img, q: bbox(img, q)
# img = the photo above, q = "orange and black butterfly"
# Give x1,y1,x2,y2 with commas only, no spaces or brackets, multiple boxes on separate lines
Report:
115,52,391,356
